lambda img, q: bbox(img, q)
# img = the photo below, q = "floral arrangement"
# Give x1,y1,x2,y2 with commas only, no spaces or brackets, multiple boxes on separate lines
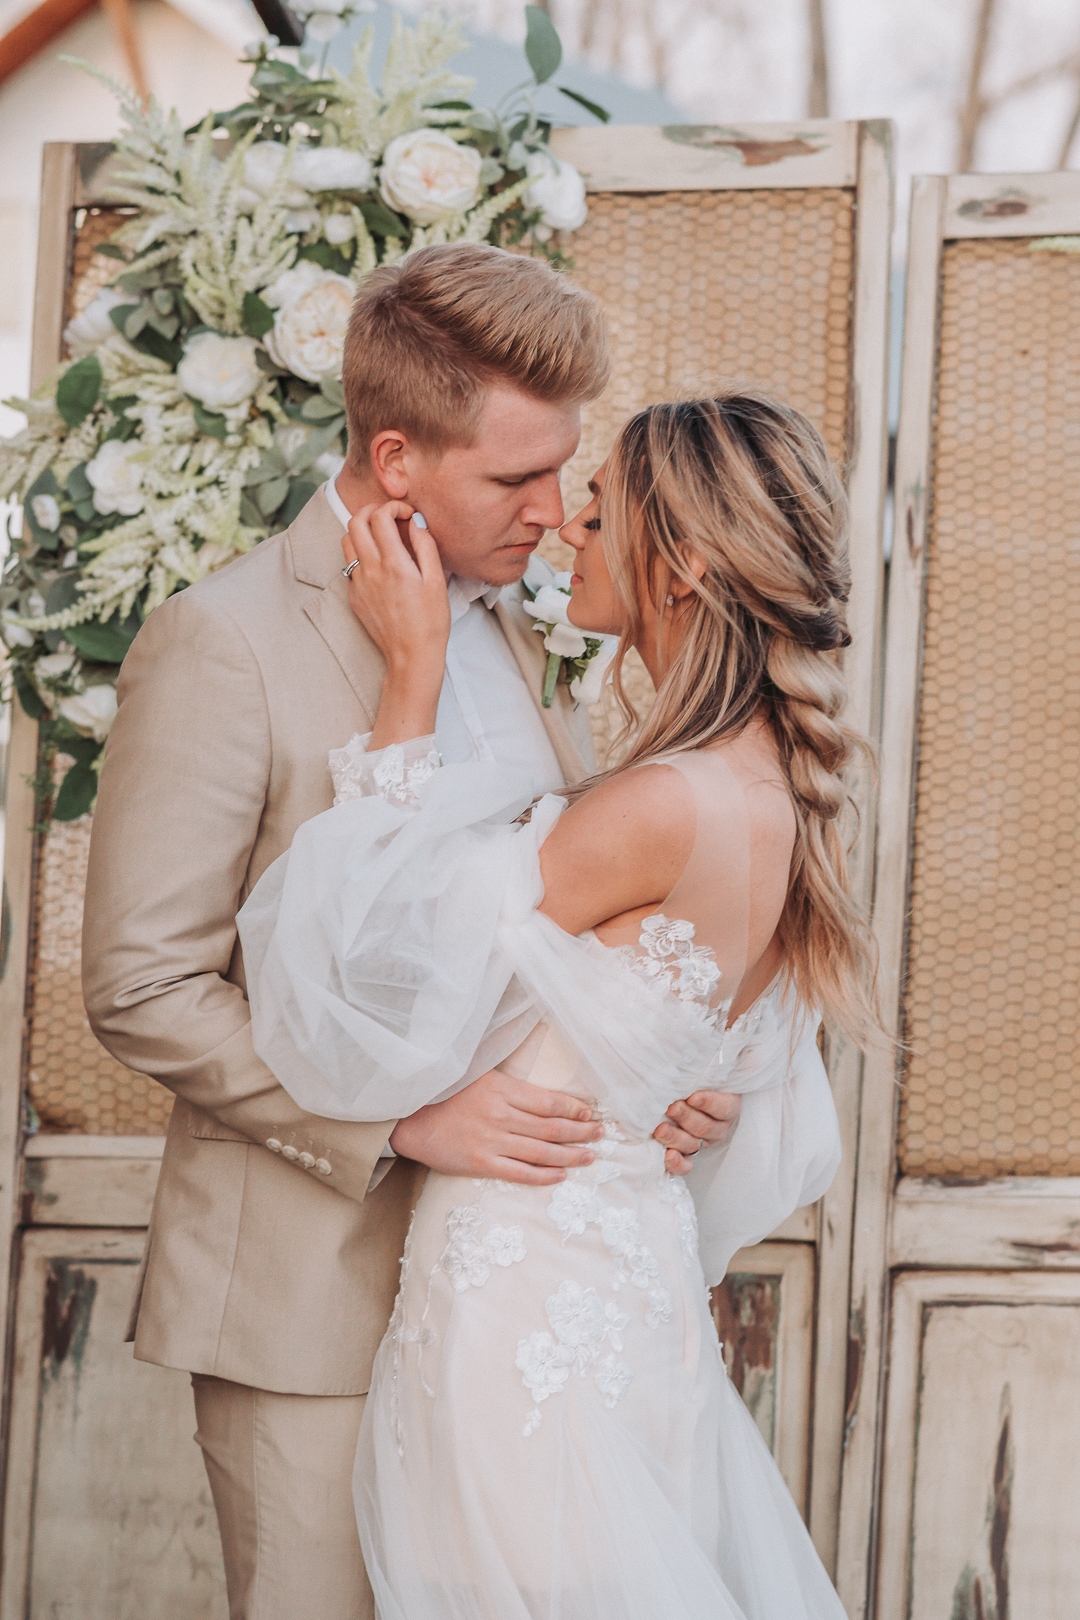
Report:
0,4,602,820
522,573,617,707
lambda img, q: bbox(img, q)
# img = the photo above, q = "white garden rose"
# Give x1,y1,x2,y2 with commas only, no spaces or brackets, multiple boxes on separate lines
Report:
34,650,77,687
178,332,263,410
59,683,117,742
263,261,355,383
292,145,373,193
380,130,482,224
30,493,61,532
569,637,617,703
63,286,129,357
284,208,322,236
525,152,588,233
85,439,146,517
237,142,309,211
1,613,34,649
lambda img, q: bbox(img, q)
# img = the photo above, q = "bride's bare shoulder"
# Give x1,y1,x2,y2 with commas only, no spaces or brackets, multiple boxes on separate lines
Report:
538,763,696,935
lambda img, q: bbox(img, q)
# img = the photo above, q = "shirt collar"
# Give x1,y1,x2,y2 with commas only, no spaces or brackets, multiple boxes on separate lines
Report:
328,476,502,613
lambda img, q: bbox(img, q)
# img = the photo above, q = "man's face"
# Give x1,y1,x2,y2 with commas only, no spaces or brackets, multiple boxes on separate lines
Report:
400,385,582,585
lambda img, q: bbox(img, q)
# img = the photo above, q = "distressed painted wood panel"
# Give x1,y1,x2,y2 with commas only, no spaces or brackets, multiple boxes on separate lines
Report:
711,1241,815,1515
876,1271,1080,1620
0,1229,226,1620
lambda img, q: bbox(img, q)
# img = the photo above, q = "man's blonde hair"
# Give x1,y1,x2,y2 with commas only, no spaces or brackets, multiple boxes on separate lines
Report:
342,243,610,462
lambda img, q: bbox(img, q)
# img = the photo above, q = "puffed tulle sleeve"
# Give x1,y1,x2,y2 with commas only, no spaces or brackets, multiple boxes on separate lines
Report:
688,1006,841,1285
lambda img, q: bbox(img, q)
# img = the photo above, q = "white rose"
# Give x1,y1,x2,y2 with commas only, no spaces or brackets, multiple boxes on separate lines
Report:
315,450,345,480
542,620,588,658
523,582,575,626
263,261,355,383
238,142,309,210
59,683,117,743
63,286,128,357
30,493,61,532
178,332,263,410
1,614,35,649
292,146,372,193
380,130,483,225
323,212,355,245
85,439,145,517
284,208,321,236
569,638,618,704
34,650,77,686
525,152,588,233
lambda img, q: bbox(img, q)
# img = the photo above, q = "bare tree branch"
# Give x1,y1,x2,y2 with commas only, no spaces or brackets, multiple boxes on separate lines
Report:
807,0,829,118
957,0,998,170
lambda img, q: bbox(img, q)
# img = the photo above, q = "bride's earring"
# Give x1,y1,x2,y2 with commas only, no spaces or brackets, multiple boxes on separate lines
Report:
665,593,674,608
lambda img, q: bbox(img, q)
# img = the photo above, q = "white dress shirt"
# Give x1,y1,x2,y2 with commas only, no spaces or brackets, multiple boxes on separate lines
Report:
326,476,564,798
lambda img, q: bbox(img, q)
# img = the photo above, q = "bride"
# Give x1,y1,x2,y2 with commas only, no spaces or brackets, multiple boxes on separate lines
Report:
238,391,877,1619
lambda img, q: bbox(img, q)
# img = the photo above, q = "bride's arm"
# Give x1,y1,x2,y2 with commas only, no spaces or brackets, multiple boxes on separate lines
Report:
340,500,449,750
539,765,742,1171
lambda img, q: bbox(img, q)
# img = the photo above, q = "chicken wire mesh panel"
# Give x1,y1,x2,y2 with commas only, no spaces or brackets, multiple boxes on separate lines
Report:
26,814,171,1135
23,205,170,1135
899,237,1080,1178
554,187,856,762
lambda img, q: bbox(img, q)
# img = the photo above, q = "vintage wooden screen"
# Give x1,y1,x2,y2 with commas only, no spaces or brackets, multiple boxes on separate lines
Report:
837,172,1080,1620
0,124,892,1614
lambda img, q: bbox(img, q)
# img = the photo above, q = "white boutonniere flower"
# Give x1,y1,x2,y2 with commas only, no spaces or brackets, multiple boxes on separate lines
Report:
522,572,618,707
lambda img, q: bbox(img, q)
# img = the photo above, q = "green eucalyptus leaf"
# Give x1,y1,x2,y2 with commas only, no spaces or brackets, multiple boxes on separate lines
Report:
193,402,228,440
27,467,59,499
55,355,102,427
13,667,46,721
300,394,341,421
95,242,126,260
558,86,611,122
151,287,175,314
358,199,408,239
524,5,562,83
256,475,290,515
242,291,275,339
53,758,98,821
243,449,287,487
132,325,183,366
66,463,92,503
123,305,150,341
240,491,266,529
66,614,137,664
319,376,346,410
290,417,345,473
108,303,141,337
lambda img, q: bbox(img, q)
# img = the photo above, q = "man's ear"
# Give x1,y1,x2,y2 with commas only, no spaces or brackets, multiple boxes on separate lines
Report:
369,428,410,499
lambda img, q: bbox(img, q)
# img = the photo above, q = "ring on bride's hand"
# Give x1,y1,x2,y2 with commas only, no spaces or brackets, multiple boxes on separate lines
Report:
342,559,360,580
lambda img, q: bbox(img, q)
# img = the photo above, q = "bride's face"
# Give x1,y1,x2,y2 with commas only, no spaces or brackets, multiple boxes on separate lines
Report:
560,461,626,636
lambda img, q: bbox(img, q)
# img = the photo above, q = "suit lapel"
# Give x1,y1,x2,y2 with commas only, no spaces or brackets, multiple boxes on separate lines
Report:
289,487,385,727
494,588,592,786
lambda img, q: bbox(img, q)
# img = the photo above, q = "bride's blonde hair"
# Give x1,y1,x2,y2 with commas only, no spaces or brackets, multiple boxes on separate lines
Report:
594,391,878,1042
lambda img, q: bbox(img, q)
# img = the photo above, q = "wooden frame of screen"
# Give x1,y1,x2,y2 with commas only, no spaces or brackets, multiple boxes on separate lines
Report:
553,119,894,1573
835,169,1080,1619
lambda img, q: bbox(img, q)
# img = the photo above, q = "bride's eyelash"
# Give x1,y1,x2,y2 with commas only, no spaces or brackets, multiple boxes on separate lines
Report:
584,517,601,531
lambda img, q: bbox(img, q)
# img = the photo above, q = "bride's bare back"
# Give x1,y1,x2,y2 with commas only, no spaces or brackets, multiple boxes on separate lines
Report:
539,717,796,1025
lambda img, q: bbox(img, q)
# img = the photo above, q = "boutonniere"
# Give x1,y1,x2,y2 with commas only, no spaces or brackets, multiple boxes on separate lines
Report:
522,573,618,707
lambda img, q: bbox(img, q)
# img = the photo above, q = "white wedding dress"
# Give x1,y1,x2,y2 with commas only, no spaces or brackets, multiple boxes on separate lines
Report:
237,737,846,1620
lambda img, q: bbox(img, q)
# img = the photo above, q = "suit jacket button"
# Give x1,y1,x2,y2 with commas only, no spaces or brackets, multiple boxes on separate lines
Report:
298,1152,315,1168
266,1139,282,1153
315,1158,332,1175
281,1145,299,1161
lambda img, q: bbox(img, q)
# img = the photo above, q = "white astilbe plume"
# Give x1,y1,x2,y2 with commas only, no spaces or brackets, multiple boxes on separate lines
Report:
325,12,474,157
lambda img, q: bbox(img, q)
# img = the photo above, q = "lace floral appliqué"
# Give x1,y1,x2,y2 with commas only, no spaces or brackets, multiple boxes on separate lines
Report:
612,913,723,1025
329,731,441,809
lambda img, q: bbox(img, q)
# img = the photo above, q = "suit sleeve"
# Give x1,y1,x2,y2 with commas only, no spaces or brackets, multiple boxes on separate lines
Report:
82,587,396,1203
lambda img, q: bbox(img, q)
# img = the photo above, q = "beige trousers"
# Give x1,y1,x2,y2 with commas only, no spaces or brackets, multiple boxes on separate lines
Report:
192,1374,373,1620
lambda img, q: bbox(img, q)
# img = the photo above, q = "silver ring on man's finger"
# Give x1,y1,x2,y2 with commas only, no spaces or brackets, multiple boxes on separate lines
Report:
342,559,360,580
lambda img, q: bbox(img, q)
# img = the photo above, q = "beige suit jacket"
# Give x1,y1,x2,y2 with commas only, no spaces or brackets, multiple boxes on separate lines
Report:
83,487,594,1395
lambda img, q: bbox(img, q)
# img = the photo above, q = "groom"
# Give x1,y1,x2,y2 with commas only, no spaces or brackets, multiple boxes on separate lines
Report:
83,244,740,1620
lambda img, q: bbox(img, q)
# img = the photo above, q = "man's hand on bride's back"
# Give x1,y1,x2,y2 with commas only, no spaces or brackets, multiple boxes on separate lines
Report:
387,1070,605,1184
341,502,451,750
654,1091,742,1176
